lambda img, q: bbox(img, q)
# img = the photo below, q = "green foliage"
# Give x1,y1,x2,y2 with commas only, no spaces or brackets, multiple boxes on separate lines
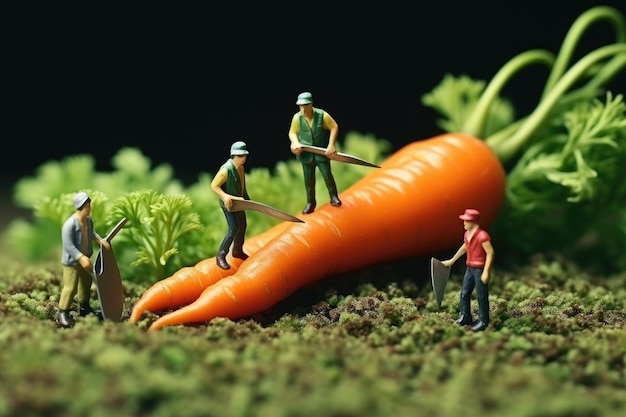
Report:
506,92,626,209
5,149,185,265
35,189,111,231
421,73,515,136
12,155,99,210
3,133,391,285
109,190,203,280
494,93,626,268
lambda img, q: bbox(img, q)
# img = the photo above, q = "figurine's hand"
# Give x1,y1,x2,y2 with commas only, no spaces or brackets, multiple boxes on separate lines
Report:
290,143,302,155
325,144,337,155
101,241,111,251
224,195,234,210
224,195,244,211
79,255,92,271
441,259,453,268
481,271,490,284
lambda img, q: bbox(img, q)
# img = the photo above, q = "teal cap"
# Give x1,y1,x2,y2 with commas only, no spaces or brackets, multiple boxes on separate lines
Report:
296,92,313,105
230,141,249,156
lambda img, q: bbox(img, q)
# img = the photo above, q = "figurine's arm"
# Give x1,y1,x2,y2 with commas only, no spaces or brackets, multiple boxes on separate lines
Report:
480,240,495,283
441,244,466,268
288,114,303,155
323,111,339,155
91,223,110,250
211,168,239,210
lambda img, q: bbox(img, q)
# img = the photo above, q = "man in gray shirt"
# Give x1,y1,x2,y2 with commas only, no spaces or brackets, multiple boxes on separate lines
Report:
58,191,110,328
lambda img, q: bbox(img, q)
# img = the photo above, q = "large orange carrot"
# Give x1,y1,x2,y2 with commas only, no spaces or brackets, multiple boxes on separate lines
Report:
147,133,506,330
129,221,291,322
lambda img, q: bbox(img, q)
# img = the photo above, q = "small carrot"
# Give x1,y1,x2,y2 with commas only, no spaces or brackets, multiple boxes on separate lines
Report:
147,133,506,330
129,221,290,322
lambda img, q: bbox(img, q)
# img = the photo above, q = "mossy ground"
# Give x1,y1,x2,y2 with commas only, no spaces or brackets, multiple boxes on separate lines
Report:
1,246,625,417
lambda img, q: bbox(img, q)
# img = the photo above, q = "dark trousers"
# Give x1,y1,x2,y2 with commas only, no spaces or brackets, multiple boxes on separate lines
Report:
459,266,490,325
302,160,338,203
217,209,247,258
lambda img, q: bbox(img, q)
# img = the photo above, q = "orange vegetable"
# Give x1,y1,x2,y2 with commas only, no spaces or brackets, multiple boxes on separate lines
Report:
142,133,506,330
129,222,290,323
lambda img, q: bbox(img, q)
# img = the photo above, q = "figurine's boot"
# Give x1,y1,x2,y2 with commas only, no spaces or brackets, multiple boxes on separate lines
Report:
232,249,249,260
325,176,341,207
216,250,231,270
302,201,316,214
330,195,342,207
80,301,103,321
58,310,74,328
302,188,316,214
232,233,248,260
79,301,93,317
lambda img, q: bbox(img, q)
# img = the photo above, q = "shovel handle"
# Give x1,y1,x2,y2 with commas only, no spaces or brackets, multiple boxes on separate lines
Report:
104,218,128,242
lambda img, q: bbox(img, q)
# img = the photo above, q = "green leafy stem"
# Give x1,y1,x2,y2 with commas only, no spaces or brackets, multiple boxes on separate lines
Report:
110,190,203,279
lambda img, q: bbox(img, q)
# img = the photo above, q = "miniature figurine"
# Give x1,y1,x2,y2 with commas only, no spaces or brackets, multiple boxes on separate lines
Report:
58,191,111,328
441,208,495,332
288,91,341,214
211,141,251,270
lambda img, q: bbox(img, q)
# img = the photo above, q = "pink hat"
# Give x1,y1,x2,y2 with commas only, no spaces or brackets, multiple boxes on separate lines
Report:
459,208,480,222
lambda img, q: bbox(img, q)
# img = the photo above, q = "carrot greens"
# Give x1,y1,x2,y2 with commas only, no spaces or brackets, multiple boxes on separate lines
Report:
4,135,387,284
421,5,626,268
109,190,203,280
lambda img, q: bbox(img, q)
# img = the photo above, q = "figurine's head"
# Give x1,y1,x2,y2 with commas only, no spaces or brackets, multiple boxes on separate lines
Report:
230,141,249,156
73,191,90,210
459,208,480,223
296,92,313,105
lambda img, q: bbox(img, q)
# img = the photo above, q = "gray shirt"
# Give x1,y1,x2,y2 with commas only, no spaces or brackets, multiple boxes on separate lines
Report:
61,214,102,266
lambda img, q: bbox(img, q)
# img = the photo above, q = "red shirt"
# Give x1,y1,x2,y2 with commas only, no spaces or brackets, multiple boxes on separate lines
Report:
464,228,491,268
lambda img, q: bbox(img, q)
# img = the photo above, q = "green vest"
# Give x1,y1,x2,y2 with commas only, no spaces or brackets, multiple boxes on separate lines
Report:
297,108,330,163
218,159,248,208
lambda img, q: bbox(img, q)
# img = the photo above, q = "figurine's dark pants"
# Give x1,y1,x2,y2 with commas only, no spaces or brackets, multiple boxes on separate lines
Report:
301,160,339,203
217,209,247,258
459,266,490,325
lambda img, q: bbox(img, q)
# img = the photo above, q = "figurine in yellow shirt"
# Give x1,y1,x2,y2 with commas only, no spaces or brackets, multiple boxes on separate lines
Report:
288,92,341,214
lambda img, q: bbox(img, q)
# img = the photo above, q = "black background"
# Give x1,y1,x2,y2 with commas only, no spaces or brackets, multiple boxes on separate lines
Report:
6,0,626,184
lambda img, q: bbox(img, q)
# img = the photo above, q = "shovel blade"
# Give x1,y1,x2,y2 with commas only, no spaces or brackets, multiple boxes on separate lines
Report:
230,199,304,223
431,257,451,309
93,247,125,322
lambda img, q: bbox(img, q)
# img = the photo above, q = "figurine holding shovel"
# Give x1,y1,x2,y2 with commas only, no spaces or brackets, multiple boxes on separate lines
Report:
440,208,495,332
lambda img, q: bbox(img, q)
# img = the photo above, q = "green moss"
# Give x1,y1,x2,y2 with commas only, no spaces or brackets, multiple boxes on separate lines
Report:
1,247,626,416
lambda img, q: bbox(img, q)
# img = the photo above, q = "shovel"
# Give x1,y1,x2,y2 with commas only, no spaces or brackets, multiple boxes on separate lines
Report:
230,199,304,223
92,217,127,322
300,145,381,168
430,257,451,309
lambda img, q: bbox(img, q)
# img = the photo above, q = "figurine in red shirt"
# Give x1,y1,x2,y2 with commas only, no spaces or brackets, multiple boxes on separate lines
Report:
442,208,495,332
